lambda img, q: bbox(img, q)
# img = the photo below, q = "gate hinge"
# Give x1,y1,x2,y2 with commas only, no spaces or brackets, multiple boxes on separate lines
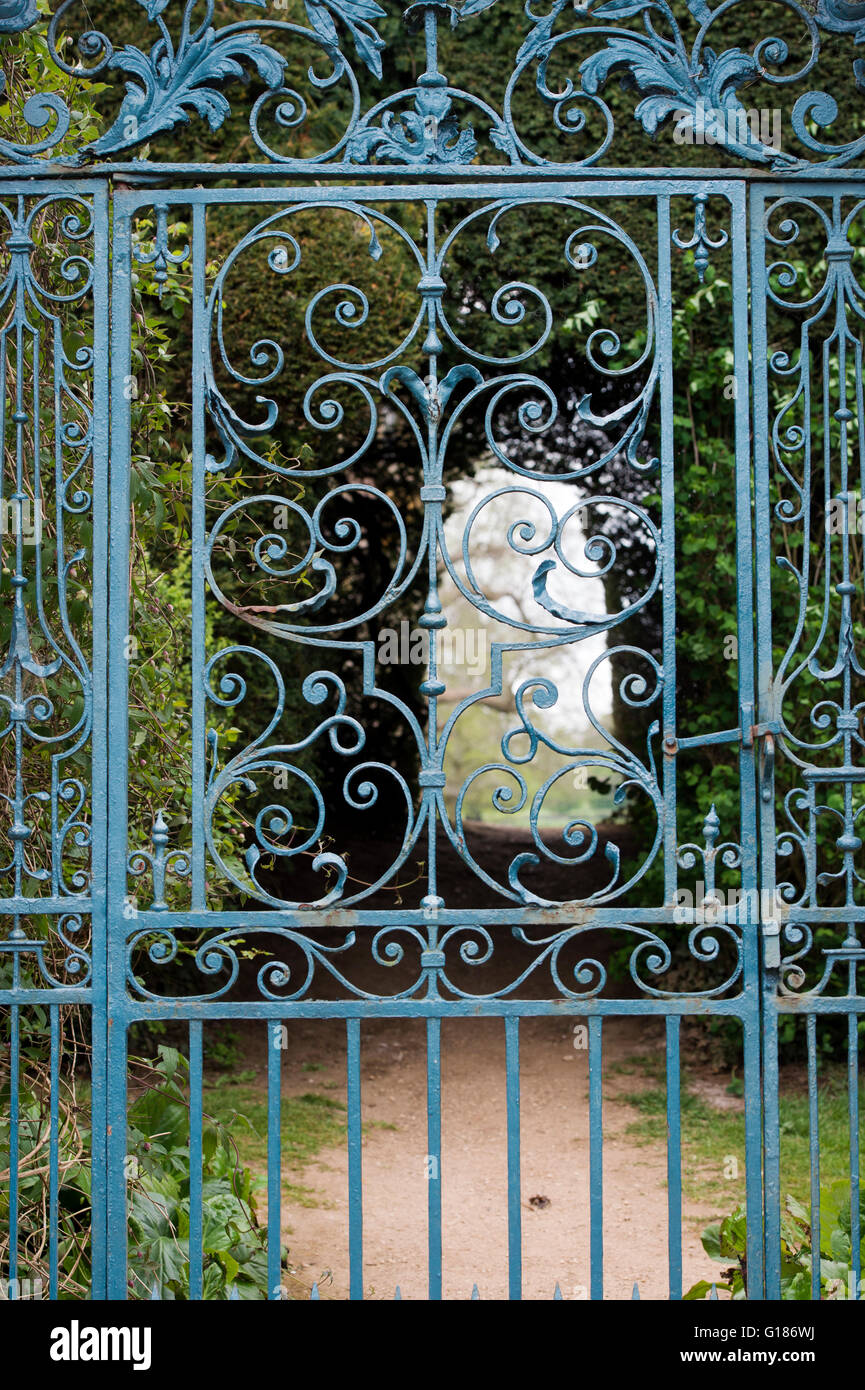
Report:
675,709,780,753
743,701,782,749
749,719,781,744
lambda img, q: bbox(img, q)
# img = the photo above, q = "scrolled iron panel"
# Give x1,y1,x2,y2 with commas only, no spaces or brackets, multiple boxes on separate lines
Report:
1,1,865,172
754,185,865,998
201,196,664,918
122,917,747,1003
0,187,107,1005
114,182,757,1016
752,182,865,1302
0,179,108,1300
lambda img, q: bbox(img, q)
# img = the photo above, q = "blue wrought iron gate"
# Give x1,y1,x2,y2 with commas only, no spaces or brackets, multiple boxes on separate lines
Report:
1,0,864,1302
106,177,763,1304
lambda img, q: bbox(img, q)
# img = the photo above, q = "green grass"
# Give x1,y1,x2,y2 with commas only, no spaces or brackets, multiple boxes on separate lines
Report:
202,1075,400,1207
615,1055,863,1215
203,1079,349,1206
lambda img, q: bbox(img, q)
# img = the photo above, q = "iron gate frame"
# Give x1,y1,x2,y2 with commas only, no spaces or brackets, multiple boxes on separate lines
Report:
1,0,865,1303
99,174,765,1301
751,177,865,1305
3,161,862,1308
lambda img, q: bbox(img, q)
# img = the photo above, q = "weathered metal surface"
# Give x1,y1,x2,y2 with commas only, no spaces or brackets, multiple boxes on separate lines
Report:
1,0,865,174
752,179,865,1301
0,0,862,1302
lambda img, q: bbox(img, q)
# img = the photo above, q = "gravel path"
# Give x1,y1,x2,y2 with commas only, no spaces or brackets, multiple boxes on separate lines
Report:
265,1014,721,1301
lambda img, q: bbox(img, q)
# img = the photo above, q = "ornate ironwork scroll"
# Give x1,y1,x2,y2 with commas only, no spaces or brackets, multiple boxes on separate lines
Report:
113,181,756,1011
2,1,865,172
0,187,106,992
9,0,865,1305
754,188,865,1001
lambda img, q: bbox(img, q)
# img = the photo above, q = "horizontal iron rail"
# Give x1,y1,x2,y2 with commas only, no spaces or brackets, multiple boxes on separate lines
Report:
105,178,865,217
109,997,754,1021
4,163,865,184
123,907,760,927
0,898,93,915
0,989,93,1004
771,998,865,1014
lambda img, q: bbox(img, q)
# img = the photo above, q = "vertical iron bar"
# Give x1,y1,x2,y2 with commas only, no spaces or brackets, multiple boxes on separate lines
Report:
742,985,765,1299
268,1018,282,1300
729,176,765,1301
107,194,135,1298
9,1003,19,1297
806,1014,820,1301
750,182,779,1299
657,195,677,906
346,1018,363,1300
89,180,111,1299
49,1005,60,1300
762,999,781,1298
188,1020,203,1300
427,1017,442,1299
505,1016,521,1300
849,1012,860,1299
589,1016,603,1300
666,1016,682,1300
191,203,207,909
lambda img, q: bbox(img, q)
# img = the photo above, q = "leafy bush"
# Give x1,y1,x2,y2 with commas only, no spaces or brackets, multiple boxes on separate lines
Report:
125,1046,270,1299
1,1045,272,1299
686,1187,865,1300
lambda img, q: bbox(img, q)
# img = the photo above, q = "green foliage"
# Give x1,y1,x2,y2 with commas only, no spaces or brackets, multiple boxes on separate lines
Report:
0,1045,272,1299
0,20,108,155
686,1188,865,1300
204,1076,348,1205
125,1047,269,1299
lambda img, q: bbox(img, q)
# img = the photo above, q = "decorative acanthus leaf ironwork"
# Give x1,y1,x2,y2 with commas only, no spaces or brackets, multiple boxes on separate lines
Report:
347,86,479,163
88,23,288,155
303,0,388,79
1,0,865,167
582,38,779,158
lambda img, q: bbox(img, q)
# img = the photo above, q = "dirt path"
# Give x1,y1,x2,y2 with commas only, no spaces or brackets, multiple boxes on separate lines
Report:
259,1014,723,1301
